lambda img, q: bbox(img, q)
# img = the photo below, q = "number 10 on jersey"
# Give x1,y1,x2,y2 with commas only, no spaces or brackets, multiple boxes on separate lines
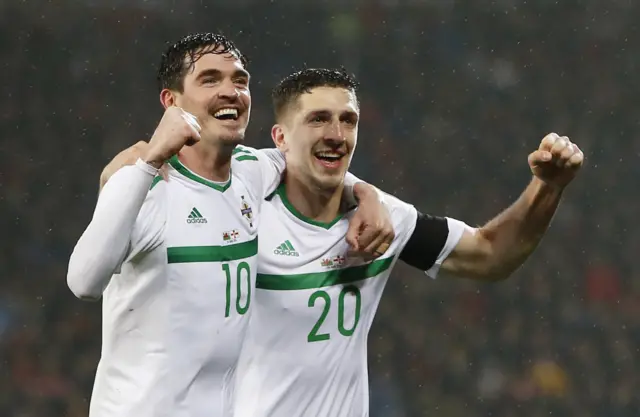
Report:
222,262,251,317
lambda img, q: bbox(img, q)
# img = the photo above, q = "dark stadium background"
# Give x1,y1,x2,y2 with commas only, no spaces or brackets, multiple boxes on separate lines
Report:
1,1,638,416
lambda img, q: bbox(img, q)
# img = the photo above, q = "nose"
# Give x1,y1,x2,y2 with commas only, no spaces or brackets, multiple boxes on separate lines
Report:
323,120,345,144
218,78,240,100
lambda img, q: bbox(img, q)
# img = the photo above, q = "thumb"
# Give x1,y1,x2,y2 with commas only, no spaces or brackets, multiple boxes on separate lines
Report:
160,164,170,181
528,150,552,167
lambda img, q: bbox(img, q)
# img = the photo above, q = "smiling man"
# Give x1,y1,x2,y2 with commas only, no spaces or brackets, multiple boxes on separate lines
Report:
233,68,584,417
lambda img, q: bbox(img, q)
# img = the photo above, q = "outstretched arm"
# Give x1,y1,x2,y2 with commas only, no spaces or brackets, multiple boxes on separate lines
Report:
441,177,561,281
401,133,584,281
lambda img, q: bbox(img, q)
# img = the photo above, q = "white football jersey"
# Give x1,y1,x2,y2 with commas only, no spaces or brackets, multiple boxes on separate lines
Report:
234,183,467,417
87,146,283,417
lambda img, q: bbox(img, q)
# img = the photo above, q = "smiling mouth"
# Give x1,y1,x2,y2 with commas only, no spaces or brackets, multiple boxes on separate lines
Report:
314,151,345,168
212,108,239,121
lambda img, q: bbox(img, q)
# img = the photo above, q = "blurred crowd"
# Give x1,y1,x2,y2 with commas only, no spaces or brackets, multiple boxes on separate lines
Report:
1,1,638,416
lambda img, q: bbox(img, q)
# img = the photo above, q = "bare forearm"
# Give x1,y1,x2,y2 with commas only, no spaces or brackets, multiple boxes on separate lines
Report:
478,177,562,279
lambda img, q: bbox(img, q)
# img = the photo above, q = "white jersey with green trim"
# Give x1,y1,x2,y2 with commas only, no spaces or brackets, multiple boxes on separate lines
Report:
234,184,466,417
84,147,284,417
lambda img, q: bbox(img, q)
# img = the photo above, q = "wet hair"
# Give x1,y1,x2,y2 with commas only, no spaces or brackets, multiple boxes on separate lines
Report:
157,32,247,92
271,68,359,120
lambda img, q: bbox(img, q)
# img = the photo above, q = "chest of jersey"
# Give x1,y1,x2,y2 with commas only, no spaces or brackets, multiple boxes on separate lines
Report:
164,175,257,247
161,173,260,339
251,201,396,358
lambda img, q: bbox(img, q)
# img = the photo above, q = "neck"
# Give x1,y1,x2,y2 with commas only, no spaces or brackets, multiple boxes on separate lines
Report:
177,140,234,182
283,173,344,225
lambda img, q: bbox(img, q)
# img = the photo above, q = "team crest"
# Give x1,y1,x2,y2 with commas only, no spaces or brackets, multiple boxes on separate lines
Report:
321,255,347,269
222,229,240,244
240,196,253,227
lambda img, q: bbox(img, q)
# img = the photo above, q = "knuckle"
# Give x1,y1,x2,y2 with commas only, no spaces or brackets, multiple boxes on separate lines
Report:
541,137,555,147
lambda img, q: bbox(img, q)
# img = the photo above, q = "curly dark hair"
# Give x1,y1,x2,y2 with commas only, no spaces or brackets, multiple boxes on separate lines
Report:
271,68,359,120
157,32,248,92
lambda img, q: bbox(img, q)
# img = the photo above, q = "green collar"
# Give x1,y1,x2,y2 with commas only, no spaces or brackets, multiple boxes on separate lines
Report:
168,155,232,192
274,182,350,230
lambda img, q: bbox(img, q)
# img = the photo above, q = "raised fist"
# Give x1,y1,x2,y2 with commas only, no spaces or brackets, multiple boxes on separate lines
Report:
528,133,584,189
143,107,202,168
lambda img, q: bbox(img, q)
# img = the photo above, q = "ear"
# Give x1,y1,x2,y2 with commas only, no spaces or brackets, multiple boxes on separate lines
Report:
160,89,177,109
271,124,288,152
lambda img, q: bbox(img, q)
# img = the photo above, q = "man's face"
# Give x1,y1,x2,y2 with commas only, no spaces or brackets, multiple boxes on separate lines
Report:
276,87,359,190
168,50,251,145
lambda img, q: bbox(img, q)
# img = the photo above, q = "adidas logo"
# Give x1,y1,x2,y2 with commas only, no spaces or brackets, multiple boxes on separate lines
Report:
273,240,299,257
186,207,208,224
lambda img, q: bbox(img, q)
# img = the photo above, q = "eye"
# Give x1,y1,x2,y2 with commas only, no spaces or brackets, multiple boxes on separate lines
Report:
202,77,218,85
339,112,358,126
234,77,249,87
310,113,330,124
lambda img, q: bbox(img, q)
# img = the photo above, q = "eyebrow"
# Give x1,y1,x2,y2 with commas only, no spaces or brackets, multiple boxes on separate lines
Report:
306,109,358,120
306,110,331,119
196,68,250,80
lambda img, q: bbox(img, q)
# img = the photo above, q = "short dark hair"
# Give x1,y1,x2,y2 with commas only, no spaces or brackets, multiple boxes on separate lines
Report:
157,33,248,92
271,68,359,120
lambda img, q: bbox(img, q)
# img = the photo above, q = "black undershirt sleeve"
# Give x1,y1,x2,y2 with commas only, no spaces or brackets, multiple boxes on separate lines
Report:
399,211,449,271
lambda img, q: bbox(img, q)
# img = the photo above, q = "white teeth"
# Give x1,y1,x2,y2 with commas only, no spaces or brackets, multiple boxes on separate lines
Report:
214,108,238,118
315,152,342,158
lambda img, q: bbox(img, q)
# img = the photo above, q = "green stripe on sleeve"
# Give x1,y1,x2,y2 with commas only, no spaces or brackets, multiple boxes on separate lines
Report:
167,237,258,263
232,147,252,155
256,257,394,291
235,155,259,162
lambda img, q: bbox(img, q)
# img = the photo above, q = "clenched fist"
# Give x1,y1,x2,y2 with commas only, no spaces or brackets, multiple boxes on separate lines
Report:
144,107,202,168
528,133,584,189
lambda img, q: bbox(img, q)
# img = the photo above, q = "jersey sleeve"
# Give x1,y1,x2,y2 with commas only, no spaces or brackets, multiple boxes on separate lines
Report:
399,214,470,279
378,192,420,257
380,192,471,279
67,159,165,300
230,145,286,200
